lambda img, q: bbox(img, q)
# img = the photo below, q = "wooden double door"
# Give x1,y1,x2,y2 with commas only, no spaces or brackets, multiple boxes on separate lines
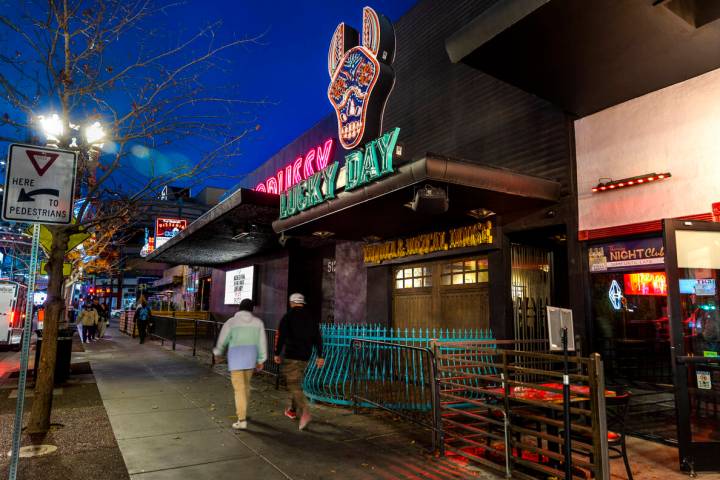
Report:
392,256,490,331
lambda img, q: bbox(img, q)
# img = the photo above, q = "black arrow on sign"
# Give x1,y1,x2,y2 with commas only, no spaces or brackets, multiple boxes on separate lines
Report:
17,188,60,202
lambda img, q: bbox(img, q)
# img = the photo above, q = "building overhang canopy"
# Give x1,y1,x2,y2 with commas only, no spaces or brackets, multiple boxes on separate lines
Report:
272,155,560,241
146,188,279,267
445,0,720,116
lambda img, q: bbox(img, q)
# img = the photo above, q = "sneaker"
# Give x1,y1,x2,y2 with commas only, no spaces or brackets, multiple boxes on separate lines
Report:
232,420,247,430
299,412,311,431
284,408,297,420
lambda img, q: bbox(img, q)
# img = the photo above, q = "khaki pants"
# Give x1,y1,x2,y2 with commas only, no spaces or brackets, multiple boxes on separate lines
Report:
230,369,253,421
283,359,308,415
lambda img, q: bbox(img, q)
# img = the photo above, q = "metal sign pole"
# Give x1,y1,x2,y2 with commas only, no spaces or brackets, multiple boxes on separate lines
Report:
8,222,41,480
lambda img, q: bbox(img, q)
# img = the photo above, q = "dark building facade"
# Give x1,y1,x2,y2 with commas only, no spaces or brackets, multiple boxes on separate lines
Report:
152,0,582,342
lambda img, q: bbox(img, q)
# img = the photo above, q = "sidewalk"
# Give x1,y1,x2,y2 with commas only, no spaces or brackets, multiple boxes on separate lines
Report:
83,328,491,480
0,333,129,480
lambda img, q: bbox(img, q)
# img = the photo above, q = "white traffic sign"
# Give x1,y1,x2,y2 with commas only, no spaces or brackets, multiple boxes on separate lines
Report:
2,143,77,224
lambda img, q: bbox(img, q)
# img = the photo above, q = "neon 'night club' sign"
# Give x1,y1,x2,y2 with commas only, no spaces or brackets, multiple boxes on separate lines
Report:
255,139,335,194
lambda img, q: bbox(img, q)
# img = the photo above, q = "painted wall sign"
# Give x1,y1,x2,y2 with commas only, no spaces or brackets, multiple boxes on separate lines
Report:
254,139,335,194
155,217,187,248
279,127,399,219
588,237,664,272
363,221,494,264
328,7,395,150
623,272,667,296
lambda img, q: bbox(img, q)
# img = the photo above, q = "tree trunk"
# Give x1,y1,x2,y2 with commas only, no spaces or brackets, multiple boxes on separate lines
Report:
27,227,70,434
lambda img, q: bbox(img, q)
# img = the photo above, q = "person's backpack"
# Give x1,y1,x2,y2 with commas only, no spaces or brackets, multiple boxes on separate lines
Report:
137,306,149,321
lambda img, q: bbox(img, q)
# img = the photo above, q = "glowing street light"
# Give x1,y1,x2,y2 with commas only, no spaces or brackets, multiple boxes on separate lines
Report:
84,121,105,147
36,114,105,148
37,114,64,143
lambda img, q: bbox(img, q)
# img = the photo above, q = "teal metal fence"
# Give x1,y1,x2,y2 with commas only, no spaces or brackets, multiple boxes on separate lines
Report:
302,324,496,408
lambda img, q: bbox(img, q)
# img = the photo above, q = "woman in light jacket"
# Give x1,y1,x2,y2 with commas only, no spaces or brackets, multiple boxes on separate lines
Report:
78,304,98,343
213,298,267,430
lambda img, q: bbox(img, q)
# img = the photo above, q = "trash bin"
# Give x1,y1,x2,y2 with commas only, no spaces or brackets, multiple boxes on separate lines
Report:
34,328,75,384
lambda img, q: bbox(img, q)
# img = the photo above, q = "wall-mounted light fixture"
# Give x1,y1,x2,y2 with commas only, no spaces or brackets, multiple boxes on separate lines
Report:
592,172,671,193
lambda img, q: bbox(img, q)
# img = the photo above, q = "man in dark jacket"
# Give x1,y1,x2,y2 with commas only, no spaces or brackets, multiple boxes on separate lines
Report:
274,293,324,430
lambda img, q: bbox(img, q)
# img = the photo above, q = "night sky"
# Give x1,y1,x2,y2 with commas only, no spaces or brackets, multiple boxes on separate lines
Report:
172,0,416,189
0,1,417,193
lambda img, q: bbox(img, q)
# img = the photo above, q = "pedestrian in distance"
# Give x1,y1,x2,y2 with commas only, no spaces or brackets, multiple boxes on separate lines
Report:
135,300,151,344
88,297,103,340
213,298,267,430
78,304,98,343
274,293,324,431
97,301,110,338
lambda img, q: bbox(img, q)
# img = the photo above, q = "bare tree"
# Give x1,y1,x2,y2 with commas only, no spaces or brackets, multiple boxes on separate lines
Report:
0,0,263,433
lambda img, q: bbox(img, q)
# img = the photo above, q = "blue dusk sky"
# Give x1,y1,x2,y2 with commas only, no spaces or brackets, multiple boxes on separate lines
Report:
0,1,417,193
157,0,417,190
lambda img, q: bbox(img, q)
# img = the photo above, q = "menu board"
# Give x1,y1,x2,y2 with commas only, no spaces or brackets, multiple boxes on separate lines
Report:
224,266,255,304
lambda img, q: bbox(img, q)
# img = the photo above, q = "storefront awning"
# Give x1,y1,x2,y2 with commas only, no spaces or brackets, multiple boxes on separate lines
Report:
272,155,560,240
146,188,279,267
446,0,720,116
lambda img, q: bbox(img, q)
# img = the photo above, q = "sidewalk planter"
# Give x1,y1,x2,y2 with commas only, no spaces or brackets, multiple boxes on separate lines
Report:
302,324,495,407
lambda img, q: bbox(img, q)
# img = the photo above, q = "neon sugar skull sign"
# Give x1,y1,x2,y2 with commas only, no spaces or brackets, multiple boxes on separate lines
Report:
328,7,396,150
255,139,335,194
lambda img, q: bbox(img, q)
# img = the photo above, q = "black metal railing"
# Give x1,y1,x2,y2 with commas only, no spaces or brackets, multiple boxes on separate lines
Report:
349,338,443,453
259,329,281,388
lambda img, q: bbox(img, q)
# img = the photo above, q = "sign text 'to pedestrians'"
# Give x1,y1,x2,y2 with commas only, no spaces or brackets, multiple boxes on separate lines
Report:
2,144,78,225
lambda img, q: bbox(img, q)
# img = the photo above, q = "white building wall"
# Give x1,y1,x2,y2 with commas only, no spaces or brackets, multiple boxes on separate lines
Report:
575,67,720,232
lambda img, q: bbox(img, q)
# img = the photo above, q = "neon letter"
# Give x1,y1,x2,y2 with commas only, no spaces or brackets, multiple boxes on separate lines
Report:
344,150,363,191
285,165,293,190
375,127,400,174
276,169,285,193
358,140,380,185
304,149,316,179
292,157,303,184
255,183,266,192
322,162,339,199
315,139,334,170
266,177,278,194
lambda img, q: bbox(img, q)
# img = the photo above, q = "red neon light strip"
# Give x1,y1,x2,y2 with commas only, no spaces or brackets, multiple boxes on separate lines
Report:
592,172,671,193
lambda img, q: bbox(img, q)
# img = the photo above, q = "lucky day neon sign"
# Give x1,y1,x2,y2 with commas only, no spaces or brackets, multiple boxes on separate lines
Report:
255,139,335,194
279,127,400,219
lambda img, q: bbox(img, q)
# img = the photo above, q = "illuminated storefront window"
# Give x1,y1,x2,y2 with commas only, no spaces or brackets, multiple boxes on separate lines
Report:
395,266,431,289
441,258,489,286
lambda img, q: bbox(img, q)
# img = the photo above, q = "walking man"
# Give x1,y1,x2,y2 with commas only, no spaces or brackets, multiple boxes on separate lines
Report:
213,299,267,430
135,300,151,344
274,293,324,430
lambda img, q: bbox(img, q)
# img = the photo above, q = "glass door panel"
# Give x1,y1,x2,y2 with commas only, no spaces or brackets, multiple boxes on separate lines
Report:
664,220,720,471
674,230,720,444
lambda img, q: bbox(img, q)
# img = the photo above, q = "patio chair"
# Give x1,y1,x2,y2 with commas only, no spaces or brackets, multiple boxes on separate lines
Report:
605,393,633,480
569,393,633,480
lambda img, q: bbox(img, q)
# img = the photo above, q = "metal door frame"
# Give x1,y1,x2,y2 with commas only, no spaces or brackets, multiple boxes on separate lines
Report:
663,218,720,471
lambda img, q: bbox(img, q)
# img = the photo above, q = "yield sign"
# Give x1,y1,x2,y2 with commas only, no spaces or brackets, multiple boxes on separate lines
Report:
26,150,59,176
2,143,77,225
